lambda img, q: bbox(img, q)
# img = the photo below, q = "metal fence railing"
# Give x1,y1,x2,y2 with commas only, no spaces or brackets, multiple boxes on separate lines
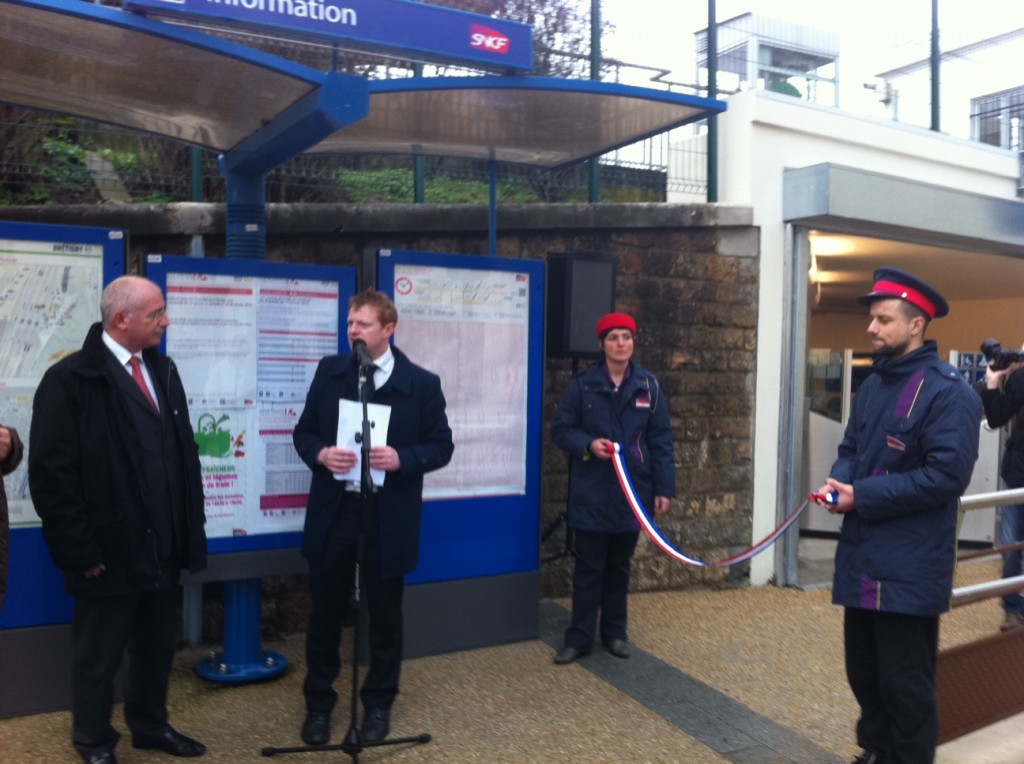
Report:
951,486,1024,607
0,114,671,206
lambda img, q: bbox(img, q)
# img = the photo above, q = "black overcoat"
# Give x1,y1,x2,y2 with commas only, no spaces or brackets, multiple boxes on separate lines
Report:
29,323,207,595
293,346,454,579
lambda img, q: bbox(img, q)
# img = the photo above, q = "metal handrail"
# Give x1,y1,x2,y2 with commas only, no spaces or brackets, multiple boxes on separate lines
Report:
959,486,1024,511
951,574,1024,608
951,486,1024,608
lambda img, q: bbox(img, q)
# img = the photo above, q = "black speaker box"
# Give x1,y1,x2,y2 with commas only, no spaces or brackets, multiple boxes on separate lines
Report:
546,251,617,359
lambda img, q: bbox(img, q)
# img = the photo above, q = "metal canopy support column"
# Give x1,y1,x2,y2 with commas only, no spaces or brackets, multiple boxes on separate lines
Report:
219,72,370,260
223,171,267,259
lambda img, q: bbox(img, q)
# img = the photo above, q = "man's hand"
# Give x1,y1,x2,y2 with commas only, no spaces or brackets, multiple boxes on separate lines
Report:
0,427,12,462
986,366,1011,390
318,445,358,475
368,445,401,472
653,496,670,515
813,479,855,514
84,564,106,579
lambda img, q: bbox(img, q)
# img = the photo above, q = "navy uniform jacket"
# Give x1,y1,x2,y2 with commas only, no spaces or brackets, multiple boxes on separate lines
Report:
830,341,981,616
293,346,454,580
551,360,676,533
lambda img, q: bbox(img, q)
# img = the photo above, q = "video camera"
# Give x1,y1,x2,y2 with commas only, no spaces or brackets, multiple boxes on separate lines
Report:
980,338,1024,371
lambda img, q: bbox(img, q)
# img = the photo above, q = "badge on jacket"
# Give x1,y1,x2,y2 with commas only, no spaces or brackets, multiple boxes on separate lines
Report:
635,392,651,409
886,435,906,453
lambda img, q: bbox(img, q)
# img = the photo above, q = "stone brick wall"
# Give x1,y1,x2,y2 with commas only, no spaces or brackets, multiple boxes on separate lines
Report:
0,202,758,635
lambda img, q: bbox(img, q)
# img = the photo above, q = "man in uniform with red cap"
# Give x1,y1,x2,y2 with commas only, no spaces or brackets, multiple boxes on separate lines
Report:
813,267,981,764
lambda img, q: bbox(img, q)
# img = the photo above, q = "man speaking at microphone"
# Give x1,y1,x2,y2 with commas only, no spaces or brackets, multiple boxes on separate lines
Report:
293,288,454,746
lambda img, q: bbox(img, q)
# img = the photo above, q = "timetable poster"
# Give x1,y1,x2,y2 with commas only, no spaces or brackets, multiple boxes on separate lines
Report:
0,238,105,527
392,264,530,498
165,272,339,538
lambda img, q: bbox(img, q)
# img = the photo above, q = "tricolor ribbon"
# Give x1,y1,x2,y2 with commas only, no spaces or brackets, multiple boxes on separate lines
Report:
610,443,808,568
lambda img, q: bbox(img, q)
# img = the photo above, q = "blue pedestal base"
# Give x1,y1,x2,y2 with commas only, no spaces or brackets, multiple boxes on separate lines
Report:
195,648,287,683
194,578,287,683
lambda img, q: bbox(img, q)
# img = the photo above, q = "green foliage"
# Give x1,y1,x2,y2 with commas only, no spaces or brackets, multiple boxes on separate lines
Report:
38,134,94,201
100,147,139,171
426,176,539,204
336,168,414,202
336,167,548,204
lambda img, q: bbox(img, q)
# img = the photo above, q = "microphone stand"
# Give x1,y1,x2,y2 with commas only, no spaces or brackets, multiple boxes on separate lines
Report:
262,361,430,761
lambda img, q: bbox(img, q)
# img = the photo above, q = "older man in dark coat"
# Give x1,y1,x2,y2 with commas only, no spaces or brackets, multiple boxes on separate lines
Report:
30,275,208,764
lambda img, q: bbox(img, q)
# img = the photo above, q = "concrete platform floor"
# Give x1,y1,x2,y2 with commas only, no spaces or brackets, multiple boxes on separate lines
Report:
1,554,1020,764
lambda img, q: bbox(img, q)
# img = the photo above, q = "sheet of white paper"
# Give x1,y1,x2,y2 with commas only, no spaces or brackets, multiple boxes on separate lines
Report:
335,399,392,487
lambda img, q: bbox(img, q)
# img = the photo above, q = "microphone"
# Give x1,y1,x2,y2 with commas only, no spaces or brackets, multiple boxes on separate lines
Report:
351,339,374,368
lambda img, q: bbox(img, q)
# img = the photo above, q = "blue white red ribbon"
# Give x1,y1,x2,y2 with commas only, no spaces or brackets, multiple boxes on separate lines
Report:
610,443,808,568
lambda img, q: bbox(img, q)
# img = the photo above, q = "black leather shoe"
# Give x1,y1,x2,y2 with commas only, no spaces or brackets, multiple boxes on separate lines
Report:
554,646,588,665
361,707,390,743
851,753,880,764
301,711,331,746
132,727,206,757
81,753,117,764
603,639,631,658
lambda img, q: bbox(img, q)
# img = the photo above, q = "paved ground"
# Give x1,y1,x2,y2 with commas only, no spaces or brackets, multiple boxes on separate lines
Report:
0,548,1021,764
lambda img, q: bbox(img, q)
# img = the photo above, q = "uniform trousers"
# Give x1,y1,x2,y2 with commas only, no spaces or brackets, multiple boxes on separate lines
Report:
563,528,639,650
71,584,178,757
844,607,940,764
304,497,404,714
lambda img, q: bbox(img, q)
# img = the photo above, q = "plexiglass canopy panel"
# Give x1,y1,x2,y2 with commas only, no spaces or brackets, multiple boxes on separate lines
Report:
0,0,325,151
310,78,724,168
0,0,726,168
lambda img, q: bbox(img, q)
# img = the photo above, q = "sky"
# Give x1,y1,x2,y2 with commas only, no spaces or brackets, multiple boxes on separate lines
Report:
597,0,1024,93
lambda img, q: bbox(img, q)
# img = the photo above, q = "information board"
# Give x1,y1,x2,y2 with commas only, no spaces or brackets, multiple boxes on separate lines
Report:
0,220,124,629
376,249,544,584
146,255,356,554
392,262,530,498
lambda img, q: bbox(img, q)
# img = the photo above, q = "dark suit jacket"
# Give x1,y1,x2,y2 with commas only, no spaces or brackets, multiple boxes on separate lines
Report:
293,346,454,579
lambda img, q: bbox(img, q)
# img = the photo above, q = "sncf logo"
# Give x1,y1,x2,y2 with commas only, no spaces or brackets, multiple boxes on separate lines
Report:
470,23,510,54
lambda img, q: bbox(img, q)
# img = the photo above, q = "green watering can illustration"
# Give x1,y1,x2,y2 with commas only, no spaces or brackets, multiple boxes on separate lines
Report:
195,413,233,457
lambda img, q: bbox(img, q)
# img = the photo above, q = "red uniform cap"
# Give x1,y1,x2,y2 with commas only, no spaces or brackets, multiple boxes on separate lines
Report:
596,312,637,338
857,266,949,319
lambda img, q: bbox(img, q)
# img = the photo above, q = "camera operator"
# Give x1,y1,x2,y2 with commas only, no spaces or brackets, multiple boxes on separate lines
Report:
979,342,1024,631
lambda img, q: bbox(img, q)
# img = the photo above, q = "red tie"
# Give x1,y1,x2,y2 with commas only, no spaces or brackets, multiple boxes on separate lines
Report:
128,356,159,413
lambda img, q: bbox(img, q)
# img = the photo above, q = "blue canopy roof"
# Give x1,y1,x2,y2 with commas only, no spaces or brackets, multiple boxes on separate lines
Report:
0,0,725,171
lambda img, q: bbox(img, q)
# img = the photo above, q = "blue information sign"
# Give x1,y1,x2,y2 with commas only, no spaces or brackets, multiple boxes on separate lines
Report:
125,0,533,72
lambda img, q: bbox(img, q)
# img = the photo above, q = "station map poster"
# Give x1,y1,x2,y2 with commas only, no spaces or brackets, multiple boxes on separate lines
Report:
376,249,544,584
0,221,124,629
146,255,356,554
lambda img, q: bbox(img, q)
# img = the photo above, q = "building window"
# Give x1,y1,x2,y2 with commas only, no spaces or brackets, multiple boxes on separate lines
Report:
972,87,1024,152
